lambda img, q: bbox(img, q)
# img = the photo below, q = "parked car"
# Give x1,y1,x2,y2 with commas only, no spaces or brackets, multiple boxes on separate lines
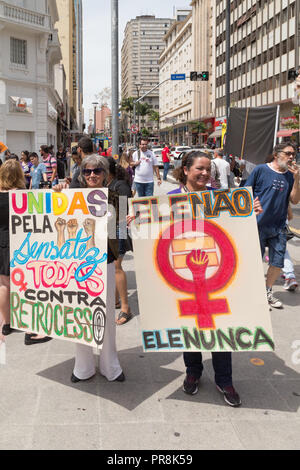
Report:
152,148,174,169
173,148,212,169
169,146,192,160
152,148,164,168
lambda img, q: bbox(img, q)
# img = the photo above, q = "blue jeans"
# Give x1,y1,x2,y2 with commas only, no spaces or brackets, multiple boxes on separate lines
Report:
135,182,154,197
163,162,170,181
184,352,233,387
258,225,287,269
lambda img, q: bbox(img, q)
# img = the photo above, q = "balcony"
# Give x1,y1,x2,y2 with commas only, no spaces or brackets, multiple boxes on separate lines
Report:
0,1,51,32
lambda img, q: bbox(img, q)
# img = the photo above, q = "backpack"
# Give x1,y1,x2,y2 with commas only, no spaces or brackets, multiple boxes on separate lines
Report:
211,161,221,189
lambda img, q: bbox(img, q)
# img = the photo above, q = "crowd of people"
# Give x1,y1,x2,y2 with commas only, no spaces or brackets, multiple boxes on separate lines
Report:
0,135,299,408
2,145,71,189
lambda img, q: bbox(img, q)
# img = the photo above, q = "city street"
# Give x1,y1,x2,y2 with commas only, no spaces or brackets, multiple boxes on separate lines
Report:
0,178,300,451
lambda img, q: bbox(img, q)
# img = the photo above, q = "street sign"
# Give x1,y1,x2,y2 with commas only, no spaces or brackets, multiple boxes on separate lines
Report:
131,125,139,134
171,74,186,81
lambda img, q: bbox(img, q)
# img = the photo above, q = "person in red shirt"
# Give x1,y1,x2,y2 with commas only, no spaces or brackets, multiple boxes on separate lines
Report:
162,143,171,181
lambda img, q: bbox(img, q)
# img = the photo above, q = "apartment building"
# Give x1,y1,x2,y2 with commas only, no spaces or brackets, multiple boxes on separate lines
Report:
56,0,83,132
215,0,300,131
159,13,193,145
0,0,62,155
191,0,216,142
121,15,173,131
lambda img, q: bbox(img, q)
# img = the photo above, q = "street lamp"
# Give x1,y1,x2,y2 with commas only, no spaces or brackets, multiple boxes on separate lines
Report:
92,102,98,137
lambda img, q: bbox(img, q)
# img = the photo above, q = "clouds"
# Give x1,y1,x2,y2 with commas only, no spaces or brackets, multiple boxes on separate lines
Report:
83,0,189,123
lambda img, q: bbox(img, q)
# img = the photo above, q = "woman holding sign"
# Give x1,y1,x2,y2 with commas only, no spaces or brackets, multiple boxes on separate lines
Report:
128,151,262,407
171,152,263,407
169,152,242,406
0,160,26,336
55,154,124,383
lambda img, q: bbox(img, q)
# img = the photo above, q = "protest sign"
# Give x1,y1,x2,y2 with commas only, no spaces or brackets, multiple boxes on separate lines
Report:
129,188,274,353
9,189,108,348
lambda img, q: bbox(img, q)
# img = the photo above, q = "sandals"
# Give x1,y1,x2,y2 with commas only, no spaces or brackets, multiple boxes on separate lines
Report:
116,311,133,325
24,334,53,346
115,301,121,309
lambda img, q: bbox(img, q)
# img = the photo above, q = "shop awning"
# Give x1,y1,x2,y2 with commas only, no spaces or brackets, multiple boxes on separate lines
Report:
277,129,299,137
209,130,222,138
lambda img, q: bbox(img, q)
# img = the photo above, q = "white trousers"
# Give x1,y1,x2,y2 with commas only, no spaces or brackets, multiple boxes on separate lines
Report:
282,250,295,280
73,263,122,381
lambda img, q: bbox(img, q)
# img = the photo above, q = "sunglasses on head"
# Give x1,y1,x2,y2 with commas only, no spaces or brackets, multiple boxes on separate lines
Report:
82,168,104,176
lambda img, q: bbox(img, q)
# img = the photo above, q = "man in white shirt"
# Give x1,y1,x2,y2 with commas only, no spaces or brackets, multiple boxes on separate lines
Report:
132,138,162,197
213,149,230,189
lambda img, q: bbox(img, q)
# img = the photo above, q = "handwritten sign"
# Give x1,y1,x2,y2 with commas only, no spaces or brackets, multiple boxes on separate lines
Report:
9,189,108,348
129,188,274,353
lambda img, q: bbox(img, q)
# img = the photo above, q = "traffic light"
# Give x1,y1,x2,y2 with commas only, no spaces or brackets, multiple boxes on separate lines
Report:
201,71,209,81
190,71,210,81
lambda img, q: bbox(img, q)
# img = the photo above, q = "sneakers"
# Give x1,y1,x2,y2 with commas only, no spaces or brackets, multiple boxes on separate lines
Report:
183,376,242,407
267,289,283,309
183,375,200,395
283,278,298,292
216,385,242,407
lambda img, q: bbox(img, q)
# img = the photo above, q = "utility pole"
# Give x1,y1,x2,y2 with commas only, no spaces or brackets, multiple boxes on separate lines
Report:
92,102,98,137
111,0,119,159
225,0,231,124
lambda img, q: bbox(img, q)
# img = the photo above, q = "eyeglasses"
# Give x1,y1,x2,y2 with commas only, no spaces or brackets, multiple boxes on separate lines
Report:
82,168,104,176
281,151,295,157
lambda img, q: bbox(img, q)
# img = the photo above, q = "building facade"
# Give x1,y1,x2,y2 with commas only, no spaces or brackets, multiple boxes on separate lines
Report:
0,0,62,155
191,0,216,143
215,0,300,127
95,105,111,135
56,0,83,133
159,13,193,145
121,15,173,134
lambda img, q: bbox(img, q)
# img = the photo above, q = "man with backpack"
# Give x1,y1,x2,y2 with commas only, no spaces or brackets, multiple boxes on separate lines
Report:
132,138,162,197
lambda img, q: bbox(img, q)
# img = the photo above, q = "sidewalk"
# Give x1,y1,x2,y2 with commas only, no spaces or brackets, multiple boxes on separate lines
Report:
0,182,300,450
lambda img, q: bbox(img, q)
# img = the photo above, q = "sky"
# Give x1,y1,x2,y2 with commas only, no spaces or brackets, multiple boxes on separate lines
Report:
82,0,190,123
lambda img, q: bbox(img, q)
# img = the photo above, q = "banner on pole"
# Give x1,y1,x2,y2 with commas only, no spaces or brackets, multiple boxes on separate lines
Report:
9,189,109,349
129,188,274,353
224,106,279,164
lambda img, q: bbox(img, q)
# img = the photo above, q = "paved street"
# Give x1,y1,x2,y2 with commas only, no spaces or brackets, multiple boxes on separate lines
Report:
0,178,300,451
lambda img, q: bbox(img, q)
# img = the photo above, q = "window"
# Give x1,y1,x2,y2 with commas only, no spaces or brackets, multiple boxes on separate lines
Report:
10,37,27,66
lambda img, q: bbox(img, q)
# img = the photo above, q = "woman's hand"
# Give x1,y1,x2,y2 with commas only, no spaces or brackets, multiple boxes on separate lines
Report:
53,182,69,192
126,215,136,227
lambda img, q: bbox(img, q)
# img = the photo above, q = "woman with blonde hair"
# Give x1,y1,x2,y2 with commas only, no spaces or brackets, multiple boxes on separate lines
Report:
119,150,134,187
0,160,25,336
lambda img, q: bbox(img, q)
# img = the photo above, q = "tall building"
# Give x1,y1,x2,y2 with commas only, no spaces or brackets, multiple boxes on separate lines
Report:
215,0,300,130
191,0,216,142
159,12,193,145
95,105,112,134
0,0,62,155
56,0,83,132
121,15,173,130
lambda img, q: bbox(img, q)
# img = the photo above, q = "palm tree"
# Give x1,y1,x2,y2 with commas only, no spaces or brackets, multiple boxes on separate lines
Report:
120,97,135,124
137,102,152,128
